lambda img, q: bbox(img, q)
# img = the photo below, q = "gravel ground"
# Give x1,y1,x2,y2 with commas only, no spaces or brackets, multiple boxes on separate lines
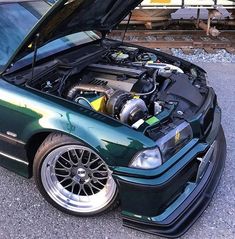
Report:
0,63,234,239
171,49,235,63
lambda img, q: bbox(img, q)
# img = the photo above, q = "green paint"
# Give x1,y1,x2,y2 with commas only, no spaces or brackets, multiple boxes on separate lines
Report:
146,116,160,125
0,79,155,178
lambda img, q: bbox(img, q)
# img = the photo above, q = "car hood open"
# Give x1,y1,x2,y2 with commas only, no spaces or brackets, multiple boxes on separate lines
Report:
2,0,143,74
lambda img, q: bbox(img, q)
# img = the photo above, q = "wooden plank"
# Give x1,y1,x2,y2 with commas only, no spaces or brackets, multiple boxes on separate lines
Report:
160,48,172,54
181,48,194,55
204,47,217,54
124,40,193,48
110,30,235,50
225,47,235,54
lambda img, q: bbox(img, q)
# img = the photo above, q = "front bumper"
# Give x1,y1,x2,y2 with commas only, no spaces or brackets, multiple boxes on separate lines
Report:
113,105,226,237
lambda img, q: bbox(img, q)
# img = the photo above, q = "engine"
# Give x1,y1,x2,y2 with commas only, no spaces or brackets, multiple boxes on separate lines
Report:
61,46,184,126
66,85,149,125
64,60,153,125
31,45,204,128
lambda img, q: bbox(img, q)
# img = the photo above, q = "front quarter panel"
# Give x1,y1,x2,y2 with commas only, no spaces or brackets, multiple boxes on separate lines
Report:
0,79,155,176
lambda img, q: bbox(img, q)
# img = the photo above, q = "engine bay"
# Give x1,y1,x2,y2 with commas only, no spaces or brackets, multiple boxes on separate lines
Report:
27,44,208,130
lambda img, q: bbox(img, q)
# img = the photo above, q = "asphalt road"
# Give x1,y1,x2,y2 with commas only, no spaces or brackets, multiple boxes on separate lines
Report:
0,63,234,239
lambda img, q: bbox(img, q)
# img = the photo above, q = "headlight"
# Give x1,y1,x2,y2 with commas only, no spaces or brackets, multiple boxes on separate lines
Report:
156,121,193,162
130,147,162,169
130,121,192,170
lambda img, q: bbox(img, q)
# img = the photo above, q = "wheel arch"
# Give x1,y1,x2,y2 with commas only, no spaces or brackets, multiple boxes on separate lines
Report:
25,129,102,178
25,131,52,178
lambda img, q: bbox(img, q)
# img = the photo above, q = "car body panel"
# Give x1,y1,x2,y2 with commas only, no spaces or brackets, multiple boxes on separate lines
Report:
0,78,155,177
114,106,225,237
120,127,226,238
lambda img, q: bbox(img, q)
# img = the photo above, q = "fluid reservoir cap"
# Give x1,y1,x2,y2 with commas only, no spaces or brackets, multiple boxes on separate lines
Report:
111,52,129,61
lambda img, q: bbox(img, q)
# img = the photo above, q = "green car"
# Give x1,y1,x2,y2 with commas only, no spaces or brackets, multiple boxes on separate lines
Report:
0,0,226,237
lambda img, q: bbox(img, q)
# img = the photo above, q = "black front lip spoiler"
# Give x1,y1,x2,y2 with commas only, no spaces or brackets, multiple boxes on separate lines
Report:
122,127,226,238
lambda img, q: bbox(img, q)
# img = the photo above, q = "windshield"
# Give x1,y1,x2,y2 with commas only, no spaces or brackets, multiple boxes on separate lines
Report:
0,1,100,72
0,1,49,69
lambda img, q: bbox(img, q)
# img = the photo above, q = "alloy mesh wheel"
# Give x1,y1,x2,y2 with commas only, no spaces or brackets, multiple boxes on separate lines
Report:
40,144,117,214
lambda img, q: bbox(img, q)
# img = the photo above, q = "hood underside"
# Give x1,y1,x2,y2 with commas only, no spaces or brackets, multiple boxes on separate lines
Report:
3,0,142,73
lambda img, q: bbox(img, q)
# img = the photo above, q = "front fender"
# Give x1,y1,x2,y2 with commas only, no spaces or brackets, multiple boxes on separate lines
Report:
19,88,155,167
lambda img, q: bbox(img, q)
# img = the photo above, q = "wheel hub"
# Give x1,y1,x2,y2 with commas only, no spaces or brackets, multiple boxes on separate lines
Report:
72,167,90,183
77,168,86,178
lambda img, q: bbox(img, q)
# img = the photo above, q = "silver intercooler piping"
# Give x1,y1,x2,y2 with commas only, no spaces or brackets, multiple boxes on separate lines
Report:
66,83,114,100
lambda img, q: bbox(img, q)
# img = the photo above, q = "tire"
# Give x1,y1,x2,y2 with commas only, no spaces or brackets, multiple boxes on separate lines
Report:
33,132,118,216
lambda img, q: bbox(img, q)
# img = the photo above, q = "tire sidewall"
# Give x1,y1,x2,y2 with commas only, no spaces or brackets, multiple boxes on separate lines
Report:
33,133,118,216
